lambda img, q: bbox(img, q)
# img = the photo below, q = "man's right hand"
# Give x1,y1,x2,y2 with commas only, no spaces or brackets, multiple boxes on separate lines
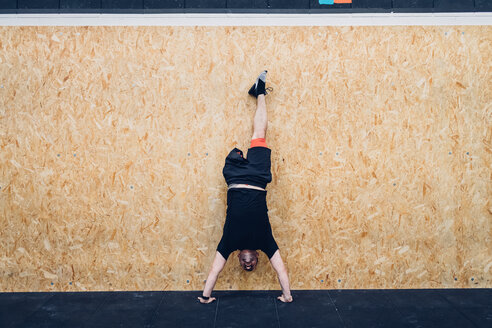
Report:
197,296,216,304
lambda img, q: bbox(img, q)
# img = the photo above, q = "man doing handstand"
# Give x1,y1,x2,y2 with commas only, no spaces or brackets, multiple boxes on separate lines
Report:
198,71,293,304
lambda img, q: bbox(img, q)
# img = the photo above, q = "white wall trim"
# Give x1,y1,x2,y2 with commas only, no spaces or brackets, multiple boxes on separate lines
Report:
0,13,491,26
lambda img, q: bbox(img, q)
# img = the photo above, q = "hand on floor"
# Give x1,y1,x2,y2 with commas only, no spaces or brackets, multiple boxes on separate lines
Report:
197,296,216,304
277,294,293,303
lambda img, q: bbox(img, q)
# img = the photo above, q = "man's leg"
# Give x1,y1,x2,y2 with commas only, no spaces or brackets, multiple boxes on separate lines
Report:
252,94,267,140
249,70,269,146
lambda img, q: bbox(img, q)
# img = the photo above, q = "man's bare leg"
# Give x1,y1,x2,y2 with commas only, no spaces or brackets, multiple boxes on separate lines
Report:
252,94,267,140
250,73,293,303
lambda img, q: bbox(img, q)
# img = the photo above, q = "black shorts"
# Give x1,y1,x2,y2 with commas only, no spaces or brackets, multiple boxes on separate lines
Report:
222,146,272,189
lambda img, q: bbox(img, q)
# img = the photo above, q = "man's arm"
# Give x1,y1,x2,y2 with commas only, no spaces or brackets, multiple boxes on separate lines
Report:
198,251,227,304
269,250,293,302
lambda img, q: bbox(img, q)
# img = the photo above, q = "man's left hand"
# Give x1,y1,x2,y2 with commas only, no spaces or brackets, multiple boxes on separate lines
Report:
277,294,293,303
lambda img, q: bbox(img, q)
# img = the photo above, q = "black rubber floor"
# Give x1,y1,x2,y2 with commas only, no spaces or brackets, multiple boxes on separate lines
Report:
1,289,491,327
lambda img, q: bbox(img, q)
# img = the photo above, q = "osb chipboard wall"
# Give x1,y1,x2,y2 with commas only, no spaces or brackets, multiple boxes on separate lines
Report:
0,26,490,292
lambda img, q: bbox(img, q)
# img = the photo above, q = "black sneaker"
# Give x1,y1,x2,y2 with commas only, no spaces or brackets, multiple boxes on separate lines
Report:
248,70,273,98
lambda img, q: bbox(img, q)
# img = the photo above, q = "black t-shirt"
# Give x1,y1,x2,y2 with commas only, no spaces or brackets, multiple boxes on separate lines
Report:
217,188,279,260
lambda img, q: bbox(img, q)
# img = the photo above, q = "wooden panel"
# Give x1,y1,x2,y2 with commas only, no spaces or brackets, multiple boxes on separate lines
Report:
18,0,60,9
476,0,492,11
353,0,391,9
0,0,17,10
0,26,490,292
185,0,226,9
227,0,254,8
434,0,475,12
60,0,102,10
392,0,433,8
102,0,143,10
254,0,310,9
144,0,184,9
